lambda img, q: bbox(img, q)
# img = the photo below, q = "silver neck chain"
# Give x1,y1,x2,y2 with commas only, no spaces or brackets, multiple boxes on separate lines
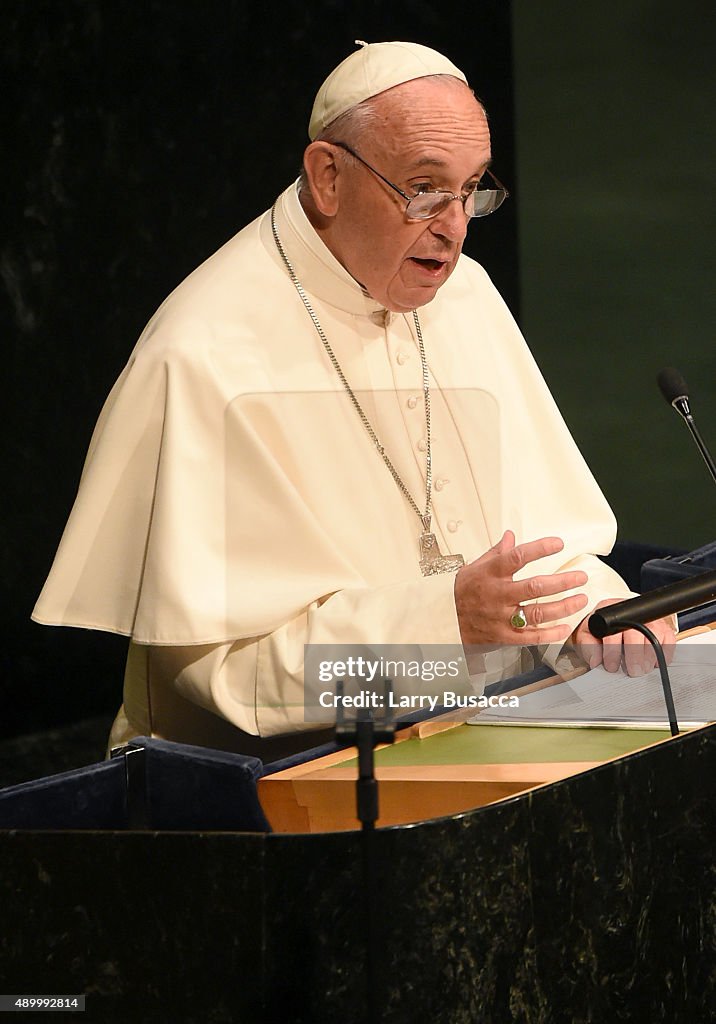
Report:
270,202,432,525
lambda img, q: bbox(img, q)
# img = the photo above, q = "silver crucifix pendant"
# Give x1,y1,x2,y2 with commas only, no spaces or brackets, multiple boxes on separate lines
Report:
418,516,465,576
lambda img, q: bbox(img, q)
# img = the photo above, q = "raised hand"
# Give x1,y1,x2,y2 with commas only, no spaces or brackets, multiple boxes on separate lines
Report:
454,530,588,646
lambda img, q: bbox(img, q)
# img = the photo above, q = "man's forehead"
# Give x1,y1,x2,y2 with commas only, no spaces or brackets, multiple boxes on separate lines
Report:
368,76,488,137
370,83,492,171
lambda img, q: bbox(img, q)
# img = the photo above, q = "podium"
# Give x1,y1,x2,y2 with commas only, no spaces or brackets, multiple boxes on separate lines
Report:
1,723,715,1022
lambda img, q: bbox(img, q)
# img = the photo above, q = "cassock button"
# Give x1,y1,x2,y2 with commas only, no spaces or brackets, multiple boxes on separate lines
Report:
407,396,418,409
397,351,409,365
417,439,427,452
447,520,462,533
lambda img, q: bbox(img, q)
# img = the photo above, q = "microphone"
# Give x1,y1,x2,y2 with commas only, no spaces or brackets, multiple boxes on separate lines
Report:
657,367,716,486
588,567,716,638
657,366,690,414
589,371,716,736
587,569,716,738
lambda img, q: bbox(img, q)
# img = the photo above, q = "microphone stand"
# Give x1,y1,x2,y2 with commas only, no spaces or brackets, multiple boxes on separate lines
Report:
614,621,679,736
588,568,716,737
335,679,395,1024
670,395,716,487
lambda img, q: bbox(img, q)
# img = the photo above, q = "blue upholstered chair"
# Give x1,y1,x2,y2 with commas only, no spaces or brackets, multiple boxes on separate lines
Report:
0,736,270,832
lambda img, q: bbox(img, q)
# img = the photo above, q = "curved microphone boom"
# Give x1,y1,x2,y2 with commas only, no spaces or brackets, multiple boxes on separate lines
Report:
657,367,716,486
586,569,716,739
588,568,716,638
587,369,716,737
587,570,716,738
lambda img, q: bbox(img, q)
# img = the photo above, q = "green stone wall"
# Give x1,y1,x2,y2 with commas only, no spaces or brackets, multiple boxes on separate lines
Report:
513,0,715,546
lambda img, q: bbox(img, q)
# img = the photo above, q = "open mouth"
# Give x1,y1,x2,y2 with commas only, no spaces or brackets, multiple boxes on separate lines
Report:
410,257,445,271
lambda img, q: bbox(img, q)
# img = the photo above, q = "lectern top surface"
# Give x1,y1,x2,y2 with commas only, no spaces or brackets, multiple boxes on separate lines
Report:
345,723,671,768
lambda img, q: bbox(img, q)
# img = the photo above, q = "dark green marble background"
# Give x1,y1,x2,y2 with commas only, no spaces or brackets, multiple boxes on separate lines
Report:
514,0,716,547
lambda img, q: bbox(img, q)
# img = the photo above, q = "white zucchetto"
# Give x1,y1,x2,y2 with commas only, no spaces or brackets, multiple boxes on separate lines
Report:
308,40,468,140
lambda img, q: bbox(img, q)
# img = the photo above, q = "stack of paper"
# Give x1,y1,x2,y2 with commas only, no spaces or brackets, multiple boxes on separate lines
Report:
474,633,716,729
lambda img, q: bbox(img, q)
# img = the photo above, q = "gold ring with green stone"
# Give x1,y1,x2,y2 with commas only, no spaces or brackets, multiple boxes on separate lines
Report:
510,607,528,630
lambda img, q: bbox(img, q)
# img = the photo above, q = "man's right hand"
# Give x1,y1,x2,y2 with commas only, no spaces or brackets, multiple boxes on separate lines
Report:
454,530,588,646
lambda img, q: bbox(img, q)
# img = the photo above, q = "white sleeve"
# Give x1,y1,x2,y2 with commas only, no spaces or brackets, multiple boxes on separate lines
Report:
136,570,467,738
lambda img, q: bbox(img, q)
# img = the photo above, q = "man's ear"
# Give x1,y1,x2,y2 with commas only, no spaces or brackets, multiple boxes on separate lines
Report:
302,142,342,216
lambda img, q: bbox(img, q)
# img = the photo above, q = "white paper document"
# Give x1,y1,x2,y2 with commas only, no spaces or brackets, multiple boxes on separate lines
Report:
475,633,716,728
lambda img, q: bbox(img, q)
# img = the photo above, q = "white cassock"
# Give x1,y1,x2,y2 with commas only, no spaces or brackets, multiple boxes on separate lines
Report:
32,183,630,750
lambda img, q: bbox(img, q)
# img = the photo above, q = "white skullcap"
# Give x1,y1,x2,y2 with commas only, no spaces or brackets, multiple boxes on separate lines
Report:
308,40,468,141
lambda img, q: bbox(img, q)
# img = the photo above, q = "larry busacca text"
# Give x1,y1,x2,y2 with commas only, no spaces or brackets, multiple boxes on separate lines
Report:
318,690,520,712
303,645,520,720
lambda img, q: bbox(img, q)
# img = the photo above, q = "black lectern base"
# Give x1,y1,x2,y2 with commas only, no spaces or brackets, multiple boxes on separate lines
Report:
1,724,715,1023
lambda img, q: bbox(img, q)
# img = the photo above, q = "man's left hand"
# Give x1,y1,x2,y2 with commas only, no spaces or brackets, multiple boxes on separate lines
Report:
573,599,677,676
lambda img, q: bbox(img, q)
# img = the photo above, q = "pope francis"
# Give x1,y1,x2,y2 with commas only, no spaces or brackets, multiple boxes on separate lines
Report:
32,41,674,756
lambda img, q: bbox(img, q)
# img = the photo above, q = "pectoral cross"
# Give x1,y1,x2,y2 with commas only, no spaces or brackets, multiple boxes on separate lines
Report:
418,515,465,576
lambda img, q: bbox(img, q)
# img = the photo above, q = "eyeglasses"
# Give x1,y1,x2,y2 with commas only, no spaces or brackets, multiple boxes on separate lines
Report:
332,141,509,221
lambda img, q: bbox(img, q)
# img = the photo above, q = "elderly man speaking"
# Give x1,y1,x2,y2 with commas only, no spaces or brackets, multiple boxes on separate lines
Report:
33,41,674,755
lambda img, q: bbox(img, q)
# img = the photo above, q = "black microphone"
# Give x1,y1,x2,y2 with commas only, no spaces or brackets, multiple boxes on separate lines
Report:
588,567,716,638
657,366,716,486
588,568,716,738
657,366,690,414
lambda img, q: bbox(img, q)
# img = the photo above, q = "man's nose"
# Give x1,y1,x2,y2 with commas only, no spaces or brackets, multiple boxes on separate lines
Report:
429,196,469,243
